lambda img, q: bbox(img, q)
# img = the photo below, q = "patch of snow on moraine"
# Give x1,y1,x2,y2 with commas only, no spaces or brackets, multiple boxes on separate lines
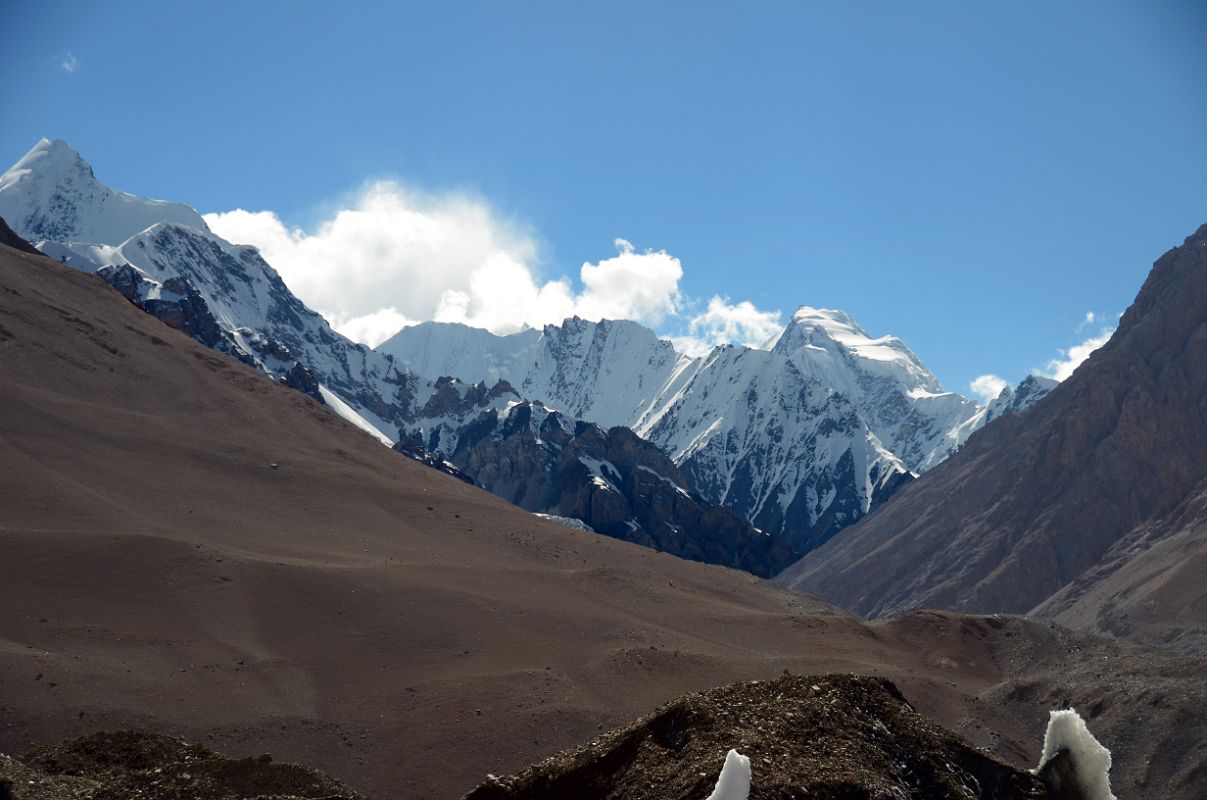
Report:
317,385,393,445
533,513,596,533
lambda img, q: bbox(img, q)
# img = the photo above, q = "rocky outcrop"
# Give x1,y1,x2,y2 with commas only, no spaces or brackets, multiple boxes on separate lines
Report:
282,362,324,404
97,264,240,356
463,673,1052,800
1,731,361,800
393,434,476,484
780,223,1207,654
402,382,799,577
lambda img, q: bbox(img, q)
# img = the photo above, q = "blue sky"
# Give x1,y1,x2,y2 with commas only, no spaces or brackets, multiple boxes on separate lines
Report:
4,1,1206,397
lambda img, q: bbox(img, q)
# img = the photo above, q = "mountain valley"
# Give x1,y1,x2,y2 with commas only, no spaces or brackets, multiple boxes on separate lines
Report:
0,138,1056,574
2,137,1206,799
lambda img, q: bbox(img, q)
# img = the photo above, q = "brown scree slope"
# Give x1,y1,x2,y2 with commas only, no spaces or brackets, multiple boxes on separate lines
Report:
1,241,1206,799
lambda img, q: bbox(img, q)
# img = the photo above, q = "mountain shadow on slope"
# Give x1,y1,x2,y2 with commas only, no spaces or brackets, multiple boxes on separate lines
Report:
401,378,800,577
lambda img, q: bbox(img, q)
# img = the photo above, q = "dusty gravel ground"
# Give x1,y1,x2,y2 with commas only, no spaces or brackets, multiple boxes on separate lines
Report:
0,731,360,800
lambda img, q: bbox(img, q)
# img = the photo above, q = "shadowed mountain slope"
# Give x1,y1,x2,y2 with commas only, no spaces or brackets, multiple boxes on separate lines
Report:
779,223,1207,654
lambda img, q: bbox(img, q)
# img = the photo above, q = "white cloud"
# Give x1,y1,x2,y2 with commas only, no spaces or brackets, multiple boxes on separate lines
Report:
205,184,686,345
331,307,418,348
205,182,540,342
970,373,1009,402
1041,328,1115,381
430,239,684,333
55,51,79,73
576,239,683,325
671,296,784,356
432,252,577,332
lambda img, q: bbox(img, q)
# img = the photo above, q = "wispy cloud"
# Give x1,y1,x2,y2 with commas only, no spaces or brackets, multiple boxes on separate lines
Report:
206,186,792,354
54,51,79,74
969,374,1008,402
1040,325,1116,381
205,184,687,347
670,297,784,356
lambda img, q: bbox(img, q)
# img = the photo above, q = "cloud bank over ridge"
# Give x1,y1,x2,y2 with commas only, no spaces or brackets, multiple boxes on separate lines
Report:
204,181,777,352
207,178,1110,397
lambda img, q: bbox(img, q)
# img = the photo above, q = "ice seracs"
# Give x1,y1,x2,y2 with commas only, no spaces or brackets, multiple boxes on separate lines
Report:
705,749,751,800
1035,709,1116,800
382,320,914,554
383,301,1060,556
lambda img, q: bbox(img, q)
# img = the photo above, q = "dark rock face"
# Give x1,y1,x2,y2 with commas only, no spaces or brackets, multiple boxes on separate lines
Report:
392,434,477,485
97,265,227,351
780,223,1207,651
95,262,145,301
282,363,324,404
147,276,227,349
462,673,1050,800
404,383,799,577
3,730,361,799
981,375,1059,428
470,408,799,577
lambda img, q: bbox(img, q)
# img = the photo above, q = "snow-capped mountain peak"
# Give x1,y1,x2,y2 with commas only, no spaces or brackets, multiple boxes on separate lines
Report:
0,138,1049,567
761,305,978,471
0,138,208,246
0,139,413,442
770,305,943,394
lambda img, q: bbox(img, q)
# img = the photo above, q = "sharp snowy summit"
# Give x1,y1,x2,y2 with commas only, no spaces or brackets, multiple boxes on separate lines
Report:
0,138,412,443
767,307,980,472
378,308,1047,554
0,138,208,245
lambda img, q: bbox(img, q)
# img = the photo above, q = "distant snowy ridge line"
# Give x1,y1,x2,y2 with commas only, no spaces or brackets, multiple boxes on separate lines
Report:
377,314,1053,553
0,137,1055,565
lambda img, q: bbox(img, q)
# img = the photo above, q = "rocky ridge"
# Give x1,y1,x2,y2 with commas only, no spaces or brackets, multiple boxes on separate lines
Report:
462,673,1076,800
382,315,1051,557
401,378,799,576
0,143,766,570
0,731,360,800
780,223,1207,655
